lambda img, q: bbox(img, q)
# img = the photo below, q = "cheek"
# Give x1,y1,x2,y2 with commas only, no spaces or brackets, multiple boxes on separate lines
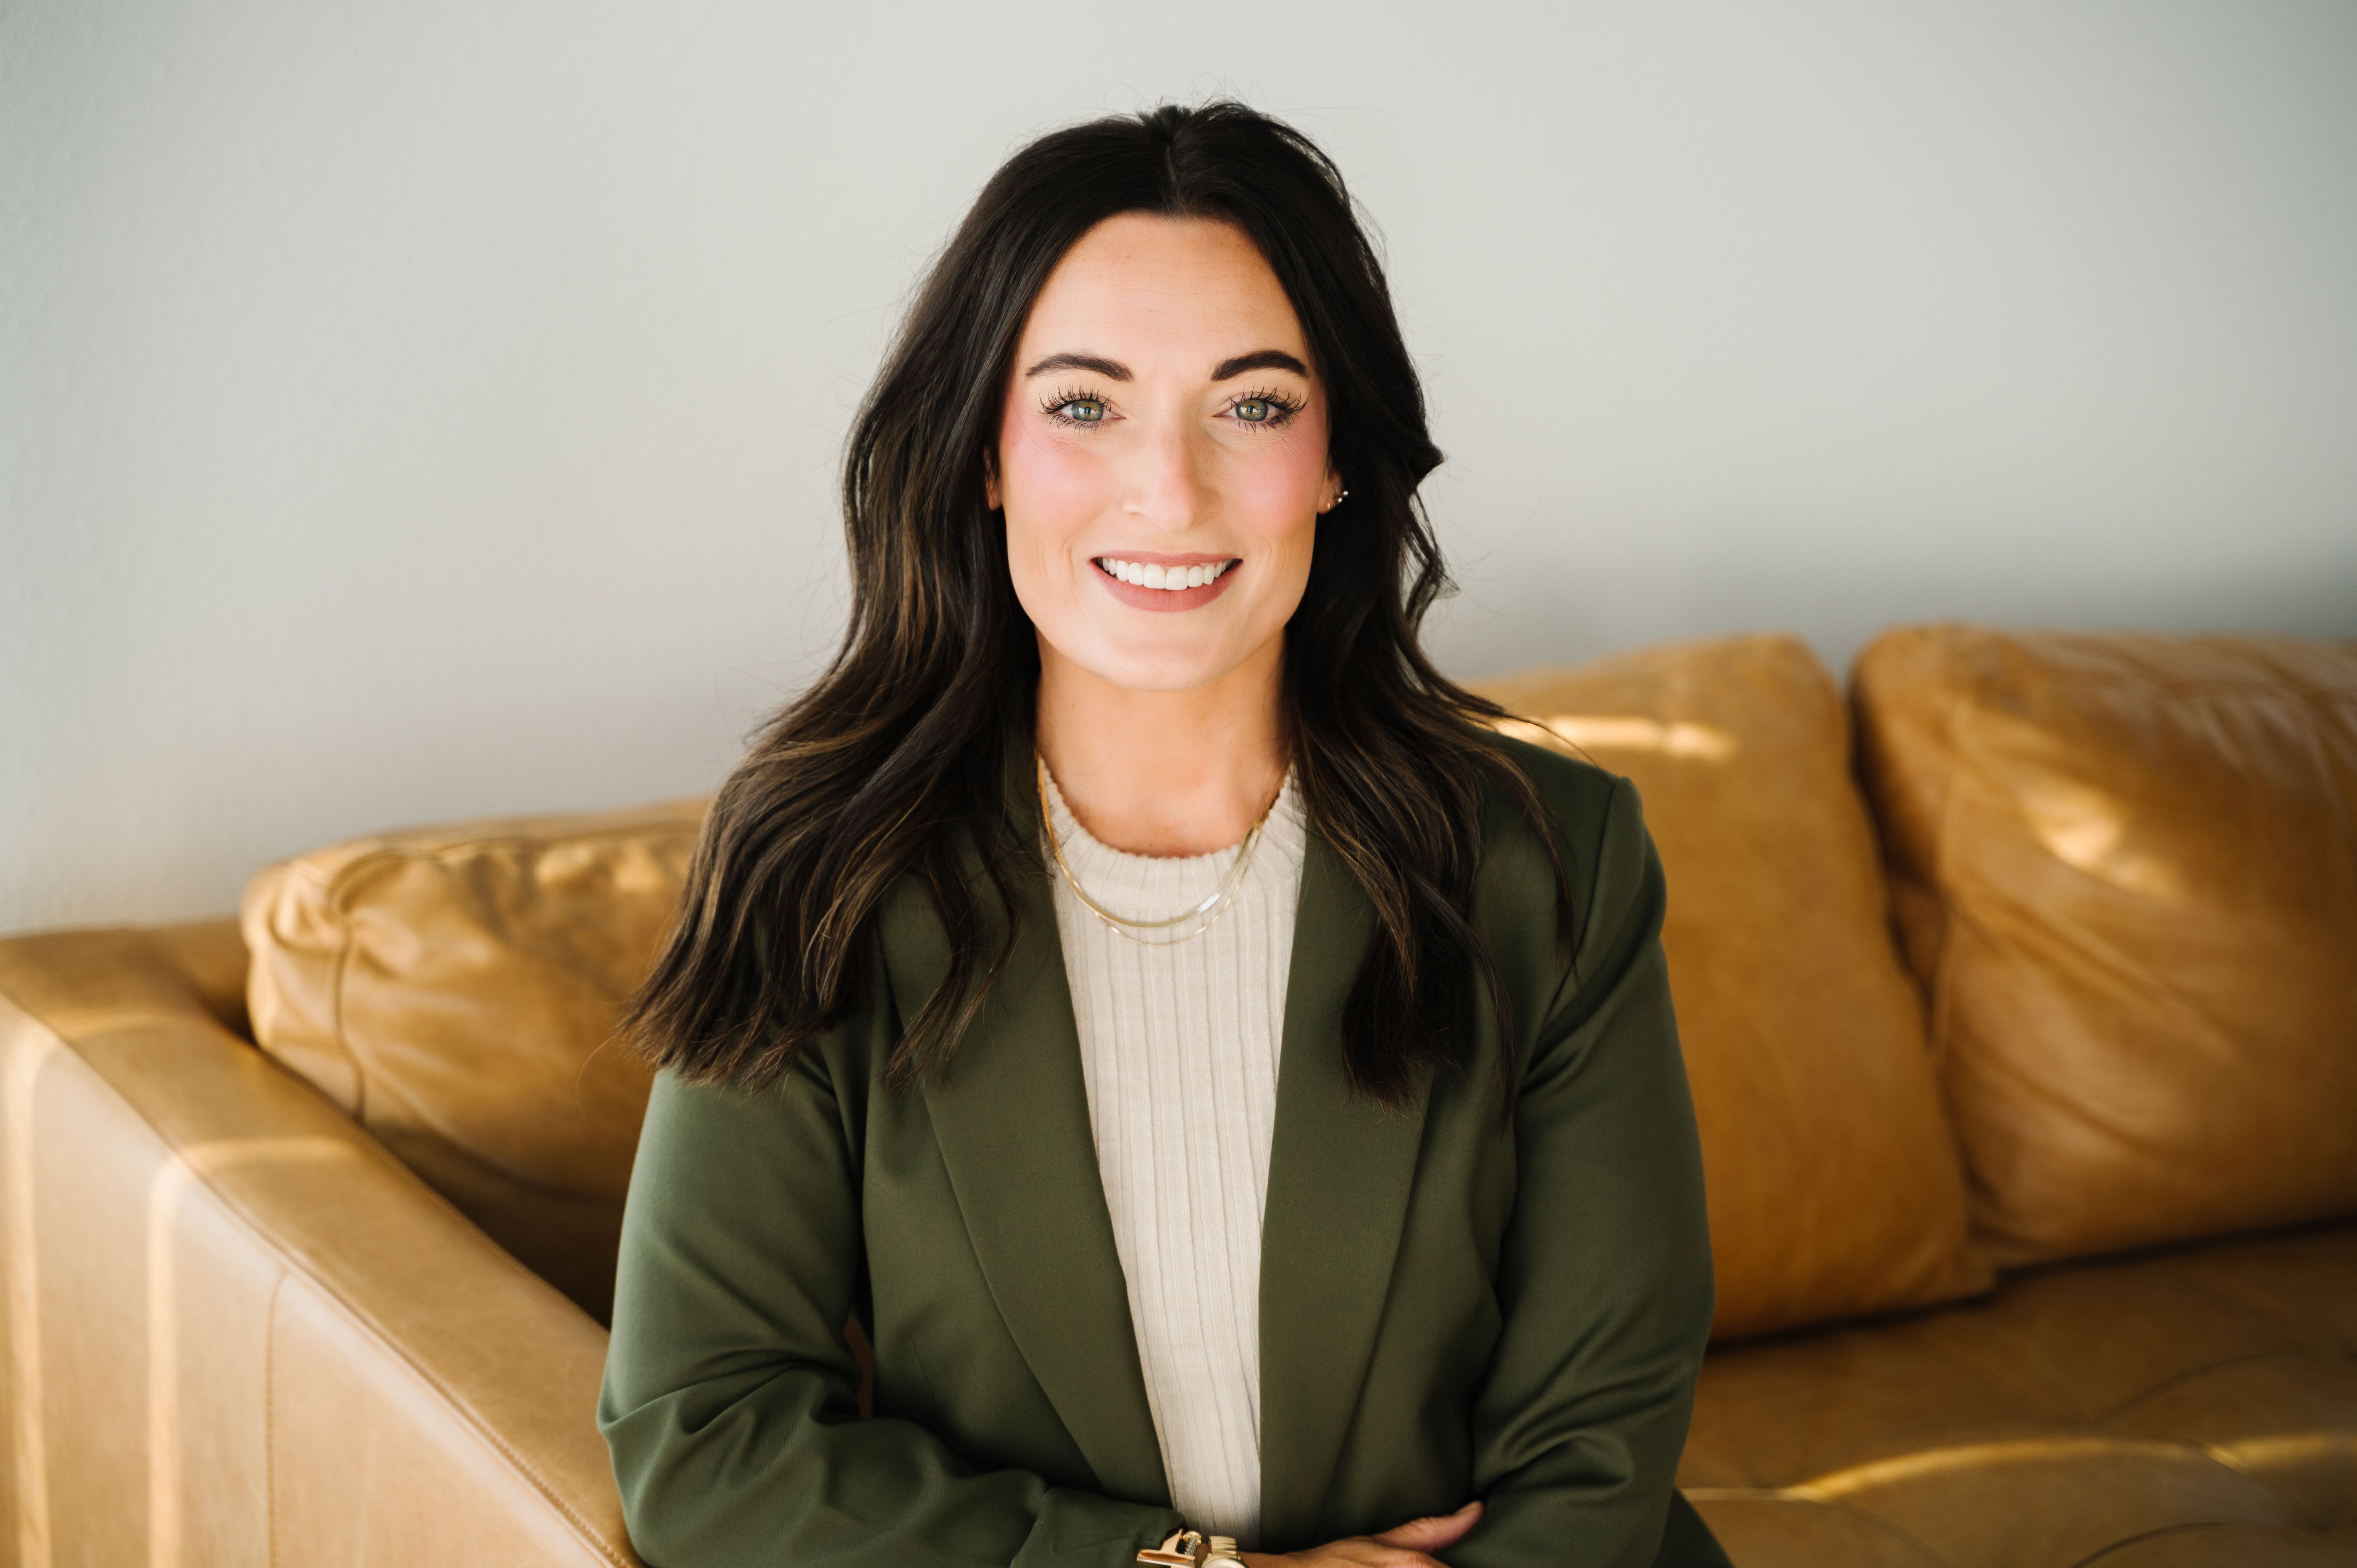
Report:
1229,428,1328,561
998,414,1108,558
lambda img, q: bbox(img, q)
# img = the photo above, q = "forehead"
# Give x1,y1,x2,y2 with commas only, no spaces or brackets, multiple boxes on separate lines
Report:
1018,213,1308,365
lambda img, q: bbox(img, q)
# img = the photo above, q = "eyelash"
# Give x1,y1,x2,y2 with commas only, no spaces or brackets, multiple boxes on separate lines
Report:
1040,386,1110,429
1036,385,1306,431
1224,386,1303,430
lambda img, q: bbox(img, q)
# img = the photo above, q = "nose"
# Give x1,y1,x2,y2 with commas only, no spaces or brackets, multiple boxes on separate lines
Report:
1122,411,1210,536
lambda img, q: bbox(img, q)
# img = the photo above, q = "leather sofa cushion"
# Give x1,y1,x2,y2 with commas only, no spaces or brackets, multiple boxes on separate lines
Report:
1853,627,2357,1267
1474,635,1991,1338
1680,1217,2357,1568
242,801,700,1321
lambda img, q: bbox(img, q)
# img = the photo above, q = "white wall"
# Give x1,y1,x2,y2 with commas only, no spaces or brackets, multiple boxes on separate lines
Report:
5,2,2354,933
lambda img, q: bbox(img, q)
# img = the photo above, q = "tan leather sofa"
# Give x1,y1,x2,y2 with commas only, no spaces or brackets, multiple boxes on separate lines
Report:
4,625,2351,1567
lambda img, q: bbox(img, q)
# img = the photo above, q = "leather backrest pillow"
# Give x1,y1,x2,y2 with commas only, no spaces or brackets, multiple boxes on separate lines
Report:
1852,626,2357,1266
243,802,700,1322
1475,634,1991,1337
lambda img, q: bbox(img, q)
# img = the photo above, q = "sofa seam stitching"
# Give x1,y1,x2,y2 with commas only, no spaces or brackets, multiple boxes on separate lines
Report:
265,1266,286,1568
1922,643,1993,1249
1925,664,1973,1078
320,859,371,1123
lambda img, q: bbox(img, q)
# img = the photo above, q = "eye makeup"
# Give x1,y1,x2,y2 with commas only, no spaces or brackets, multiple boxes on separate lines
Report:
1223,386,1304,430
1036,385,1307,432
1041,386,1111,428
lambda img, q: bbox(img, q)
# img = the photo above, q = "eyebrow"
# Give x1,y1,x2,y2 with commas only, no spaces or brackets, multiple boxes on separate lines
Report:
1210,349,1310,381
1019,348,1312,382
1024,353,1129,380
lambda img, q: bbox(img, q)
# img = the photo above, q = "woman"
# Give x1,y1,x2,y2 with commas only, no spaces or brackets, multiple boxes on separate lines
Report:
600,103,1730,1568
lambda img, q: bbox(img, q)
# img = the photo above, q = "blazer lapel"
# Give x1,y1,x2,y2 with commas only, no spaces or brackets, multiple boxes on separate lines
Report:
876,783,1170,1508
1258,832,1433,1549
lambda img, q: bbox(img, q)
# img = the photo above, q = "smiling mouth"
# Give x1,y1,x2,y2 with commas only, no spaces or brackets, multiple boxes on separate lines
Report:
1093,557,1238,591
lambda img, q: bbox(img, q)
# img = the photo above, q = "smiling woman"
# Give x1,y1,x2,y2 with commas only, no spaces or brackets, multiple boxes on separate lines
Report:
598,103,1729,1568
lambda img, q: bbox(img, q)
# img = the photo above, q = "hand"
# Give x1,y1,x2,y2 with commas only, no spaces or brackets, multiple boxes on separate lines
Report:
1240,1500,1484,1567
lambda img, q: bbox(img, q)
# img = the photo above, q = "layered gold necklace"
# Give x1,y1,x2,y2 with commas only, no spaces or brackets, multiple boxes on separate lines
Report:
1036,754,1276,946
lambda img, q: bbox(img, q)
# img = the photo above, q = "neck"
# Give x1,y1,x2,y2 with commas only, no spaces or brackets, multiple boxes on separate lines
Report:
1033,636,1289,858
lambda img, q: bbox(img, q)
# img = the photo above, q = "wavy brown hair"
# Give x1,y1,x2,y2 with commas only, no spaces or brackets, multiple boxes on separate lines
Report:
628,102,1570,1110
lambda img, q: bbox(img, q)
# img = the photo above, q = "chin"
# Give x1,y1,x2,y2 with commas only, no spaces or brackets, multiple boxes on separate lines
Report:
1082,656,1233,695
1073,634,1245,695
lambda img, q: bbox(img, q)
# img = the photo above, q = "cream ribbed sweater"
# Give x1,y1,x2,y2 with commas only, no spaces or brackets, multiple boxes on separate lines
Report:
1041,768,1307,1547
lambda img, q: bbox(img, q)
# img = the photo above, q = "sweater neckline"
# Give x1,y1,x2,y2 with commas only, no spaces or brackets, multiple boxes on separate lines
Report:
1039,766,1306,886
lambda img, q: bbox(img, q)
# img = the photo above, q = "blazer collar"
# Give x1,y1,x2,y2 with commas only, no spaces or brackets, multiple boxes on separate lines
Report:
874,743,1430,1543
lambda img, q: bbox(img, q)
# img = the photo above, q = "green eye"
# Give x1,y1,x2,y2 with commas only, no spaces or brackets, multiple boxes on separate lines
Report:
1234,399,1272,423
1058,399,1105,423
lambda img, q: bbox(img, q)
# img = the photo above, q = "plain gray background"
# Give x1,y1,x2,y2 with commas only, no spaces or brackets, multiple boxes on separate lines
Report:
5,2,2355,933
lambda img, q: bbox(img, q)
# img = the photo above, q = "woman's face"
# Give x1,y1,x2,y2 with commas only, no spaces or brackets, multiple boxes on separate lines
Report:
990,213,1341,695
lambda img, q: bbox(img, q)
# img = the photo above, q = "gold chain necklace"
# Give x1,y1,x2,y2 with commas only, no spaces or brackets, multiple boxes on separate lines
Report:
1037,754,1275,946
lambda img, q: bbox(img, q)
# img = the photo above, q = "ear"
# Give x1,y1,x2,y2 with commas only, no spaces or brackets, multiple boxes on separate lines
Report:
1320,466,1345,514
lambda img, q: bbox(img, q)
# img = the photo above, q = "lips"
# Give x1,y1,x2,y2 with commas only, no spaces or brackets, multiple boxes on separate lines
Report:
1091,554,1241,612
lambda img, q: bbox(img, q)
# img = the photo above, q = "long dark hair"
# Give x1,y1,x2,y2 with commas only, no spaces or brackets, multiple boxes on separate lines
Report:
629,102,1569,1110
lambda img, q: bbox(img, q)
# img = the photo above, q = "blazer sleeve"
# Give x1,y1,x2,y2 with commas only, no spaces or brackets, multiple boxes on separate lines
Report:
1452,776,1727,1568
598,1049,1183,1568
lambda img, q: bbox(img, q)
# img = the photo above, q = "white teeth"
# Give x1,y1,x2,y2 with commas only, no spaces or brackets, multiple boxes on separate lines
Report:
1097,557,1236,590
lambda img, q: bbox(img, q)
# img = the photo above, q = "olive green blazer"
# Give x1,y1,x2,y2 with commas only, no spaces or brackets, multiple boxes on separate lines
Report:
600,737,1731,1568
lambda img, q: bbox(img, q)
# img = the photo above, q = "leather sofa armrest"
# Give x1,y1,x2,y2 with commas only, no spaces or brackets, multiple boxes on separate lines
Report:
146,915,253,1039
0,925,639,1566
